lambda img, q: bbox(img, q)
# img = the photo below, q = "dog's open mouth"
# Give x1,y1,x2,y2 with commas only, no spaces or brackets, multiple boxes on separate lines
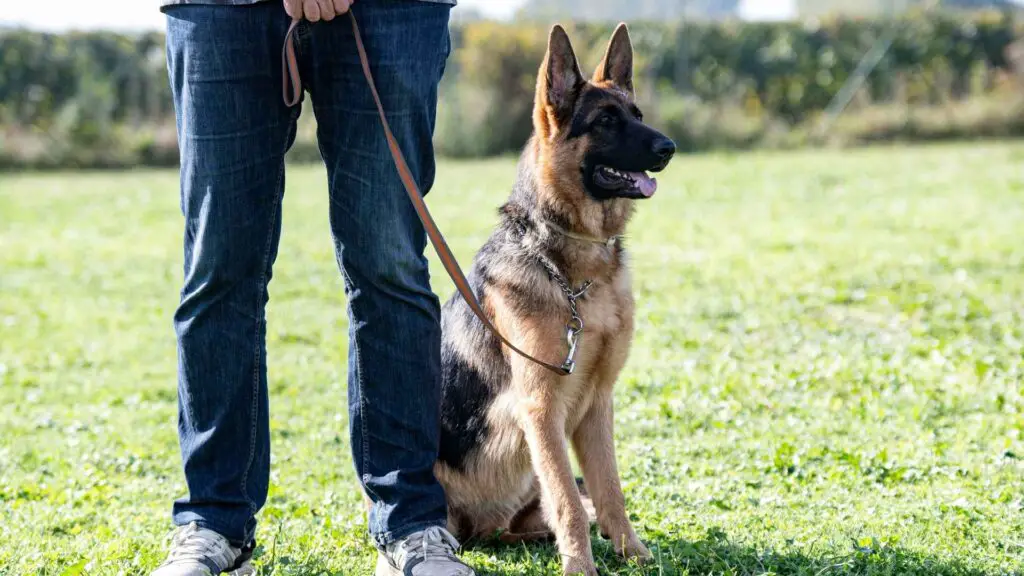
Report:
593,165,657,198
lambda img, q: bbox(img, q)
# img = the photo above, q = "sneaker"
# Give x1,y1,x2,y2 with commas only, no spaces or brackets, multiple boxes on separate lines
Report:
375,526,476,576
151,522,255,576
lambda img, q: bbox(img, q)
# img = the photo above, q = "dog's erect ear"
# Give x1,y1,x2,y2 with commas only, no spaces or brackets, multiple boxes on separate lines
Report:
593,23,634,98
534,24,584,138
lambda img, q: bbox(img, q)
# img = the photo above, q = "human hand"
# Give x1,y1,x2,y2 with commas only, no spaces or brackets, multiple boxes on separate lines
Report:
283,0,353,22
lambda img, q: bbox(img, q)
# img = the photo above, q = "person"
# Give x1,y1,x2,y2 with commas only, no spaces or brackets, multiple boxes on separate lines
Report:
152,0,473,574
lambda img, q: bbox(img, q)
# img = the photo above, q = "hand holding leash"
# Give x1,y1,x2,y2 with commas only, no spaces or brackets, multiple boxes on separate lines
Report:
284,0,353,23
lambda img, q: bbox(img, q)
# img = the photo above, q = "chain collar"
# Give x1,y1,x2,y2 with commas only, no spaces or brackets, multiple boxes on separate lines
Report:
537,255,592,374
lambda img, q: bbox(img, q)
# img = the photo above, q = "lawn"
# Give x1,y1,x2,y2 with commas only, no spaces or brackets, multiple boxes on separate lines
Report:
1,142,1023,576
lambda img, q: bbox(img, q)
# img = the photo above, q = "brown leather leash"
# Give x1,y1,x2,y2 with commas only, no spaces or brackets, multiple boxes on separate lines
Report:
282,13,572,375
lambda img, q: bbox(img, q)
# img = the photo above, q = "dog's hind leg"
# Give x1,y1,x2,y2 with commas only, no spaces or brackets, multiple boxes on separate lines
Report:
501,479,596,544
500,496,553,543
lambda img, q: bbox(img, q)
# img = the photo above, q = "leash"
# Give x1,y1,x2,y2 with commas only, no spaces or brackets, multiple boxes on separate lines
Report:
282,13,574,375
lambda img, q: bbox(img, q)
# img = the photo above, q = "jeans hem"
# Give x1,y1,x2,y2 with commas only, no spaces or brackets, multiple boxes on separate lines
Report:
172,514,253,549
373,519,448,549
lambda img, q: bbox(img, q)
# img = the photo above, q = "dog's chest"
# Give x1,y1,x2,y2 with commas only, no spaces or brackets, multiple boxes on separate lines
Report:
577,286,626,336
560,282,632,428
574,268,632,357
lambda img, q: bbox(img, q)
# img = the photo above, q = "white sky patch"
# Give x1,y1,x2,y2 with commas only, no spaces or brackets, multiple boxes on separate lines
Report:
0,0,529,31
738,0,796,21
5,0,1021,31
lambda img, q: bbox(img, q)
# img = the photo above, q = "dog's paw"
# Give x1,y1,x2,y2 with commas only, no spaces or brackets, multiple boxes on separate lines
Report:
613,535,652,563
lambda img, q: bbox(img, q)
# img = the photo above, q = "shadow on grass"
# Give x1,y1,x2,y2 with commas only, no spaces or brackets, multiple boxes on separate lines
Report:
255,526,1001,575
623,527,1000,576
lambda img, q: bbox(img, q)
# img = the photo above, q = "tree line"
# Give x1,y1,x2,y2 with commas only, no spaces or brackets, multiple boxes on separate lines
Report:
1,11,1021,168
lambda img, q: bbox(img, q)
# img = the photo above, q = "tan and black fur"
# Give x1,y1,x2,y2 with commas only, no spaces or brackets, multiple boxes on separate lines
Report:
434,23,675,575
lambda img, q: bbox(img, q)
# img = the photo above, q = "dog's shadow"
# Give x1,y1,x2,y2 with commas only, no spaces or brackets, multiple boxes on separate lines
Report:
253,526,994,575
456,525,995,576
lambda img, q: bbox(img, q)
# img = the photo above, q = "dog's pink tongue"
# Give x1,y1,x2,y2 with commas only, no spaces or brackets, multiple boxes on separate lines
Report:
628,172,657,197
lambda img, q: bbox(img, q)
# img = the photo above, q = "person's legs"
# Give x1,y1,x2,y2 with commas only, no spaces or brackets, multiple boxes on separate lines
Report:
165,1,299,548
303,0,452,548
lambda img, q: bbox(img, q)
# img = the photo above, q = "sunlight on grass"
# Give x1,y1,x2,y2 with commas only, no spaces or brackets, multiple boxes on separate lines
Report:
1,143,1023,575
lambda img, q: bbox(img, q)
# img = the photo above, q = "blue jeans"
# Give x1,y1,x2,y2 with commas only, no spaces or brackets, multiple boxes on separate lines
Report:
164,0,451,549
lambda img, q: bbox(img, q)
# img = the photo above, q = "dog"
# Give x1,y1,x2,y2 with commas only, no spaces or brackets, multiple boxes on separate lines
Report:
434,23,675,576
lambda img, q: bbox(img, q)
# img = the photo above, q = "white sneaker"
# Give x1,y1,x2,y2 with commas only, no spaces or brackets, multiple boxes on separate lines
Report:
151,522,254,576
375,526,476,576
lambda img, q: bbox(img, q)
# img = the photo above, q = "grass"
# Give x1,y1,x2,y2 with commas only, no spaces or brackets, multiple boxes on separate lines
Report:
2,142,1023,576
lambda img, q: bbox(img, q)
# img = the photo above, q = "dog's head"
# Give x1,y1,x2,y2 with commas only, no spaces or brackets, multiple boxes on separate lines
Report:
532,23,675,202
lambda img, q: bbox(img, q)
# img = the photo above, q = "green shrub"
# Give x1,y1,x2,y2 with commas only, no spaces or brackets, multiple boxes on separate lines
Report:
1,11,1022,168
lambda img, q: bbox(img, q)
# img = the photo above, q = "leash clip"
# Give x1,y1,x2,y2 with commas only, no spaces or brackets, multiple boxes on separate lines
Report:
561,317,584,374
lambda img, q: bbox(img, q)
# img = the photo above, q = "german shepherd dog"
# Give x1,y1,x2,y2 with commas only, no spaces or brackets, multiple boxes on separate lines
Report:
434,23,675,575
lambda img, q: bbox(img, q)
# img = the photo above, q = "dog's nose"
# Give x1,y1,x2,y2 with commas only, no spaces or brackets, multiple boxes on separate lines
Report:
652,137,675,160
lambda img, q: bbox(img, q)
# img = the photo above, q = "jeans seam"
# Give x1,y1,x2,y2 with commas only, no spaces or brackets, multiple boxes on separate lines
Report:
338,261,372,499
336,252,377,532
239,107,297,519
321,131,371,490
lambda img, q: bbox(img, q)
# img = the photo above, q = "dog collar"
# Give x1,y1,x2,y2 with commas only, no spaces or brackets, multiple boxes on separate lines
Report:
546,223,621,248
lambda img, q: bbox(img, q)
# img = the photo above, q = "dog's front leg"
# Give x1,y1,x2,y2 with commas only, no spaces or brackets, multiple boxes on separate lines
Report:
517,393,596,575
572,386,651,562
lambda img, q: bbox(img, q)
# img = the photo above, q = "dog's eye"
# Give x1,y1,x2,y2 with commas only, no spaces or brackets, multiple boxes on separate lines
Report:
630,105,644,121
595,113,616,127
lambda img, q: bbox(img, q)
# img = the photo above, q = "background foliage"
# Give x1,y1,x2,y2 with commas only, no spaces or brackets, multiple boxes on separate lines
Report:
1,10,1023,168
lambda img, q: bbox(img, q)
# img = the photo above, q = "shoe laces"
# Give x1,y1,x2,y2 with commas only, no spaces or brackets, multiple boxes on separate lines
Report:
162,522,234,567
391,526,461,567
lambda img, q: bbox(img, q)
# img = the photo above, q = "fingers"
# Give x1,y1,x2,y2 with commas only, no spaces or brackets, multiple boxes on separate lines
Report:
283,0,303,20
303,0,321,22
315,0,335,20
285,0,351,22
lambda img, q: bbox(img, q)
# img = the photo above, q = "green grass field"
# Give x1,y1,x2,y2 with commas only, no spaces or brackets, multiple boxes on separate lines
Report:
2,142,1023,575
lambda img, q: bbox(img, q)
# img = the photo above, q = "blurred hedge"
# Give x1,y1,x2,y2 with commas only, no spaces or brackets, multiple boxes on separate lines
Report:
436,11,1024,155
2,11,1023,168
